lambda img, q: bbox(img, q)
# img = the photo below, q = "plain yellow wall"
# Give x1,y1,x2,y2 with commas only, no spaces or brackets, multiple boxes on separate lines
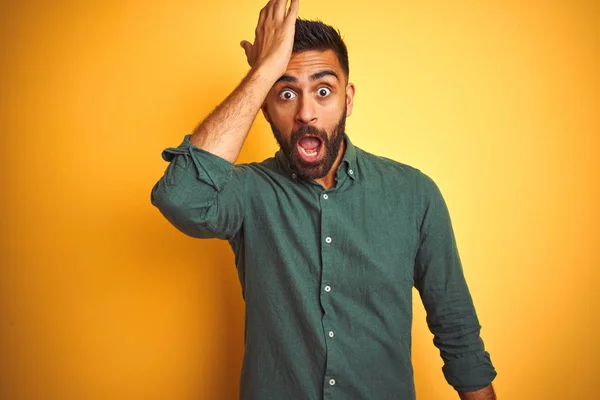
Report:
1,0,598,399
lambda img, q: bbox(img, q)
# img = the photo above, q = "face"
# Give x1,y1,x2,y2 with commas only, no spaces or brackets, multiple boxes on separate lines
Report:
262,49,355,180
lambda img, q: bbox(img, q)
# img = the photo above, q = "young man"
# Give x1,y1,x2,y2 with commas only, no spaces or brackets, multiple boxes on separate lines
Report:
151,0,497,398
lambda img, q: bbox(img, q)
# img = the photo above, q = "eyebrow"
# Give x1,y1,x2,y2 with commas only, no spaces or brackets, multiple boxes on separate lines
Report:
275,70,339,84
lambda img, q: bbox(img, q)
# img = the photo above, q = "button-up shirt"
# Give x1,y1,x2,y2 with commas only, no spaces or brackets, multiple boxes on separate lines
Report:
151,134,496,400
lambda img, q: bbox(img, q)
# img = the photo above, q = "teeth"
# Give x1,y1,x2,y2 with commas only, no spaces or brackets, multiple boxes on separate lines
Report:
300,147,317,157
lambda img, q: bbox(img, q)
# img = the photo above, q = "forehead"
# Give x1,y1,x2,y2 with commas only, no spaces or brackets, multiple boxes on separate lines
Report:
283,49,344,80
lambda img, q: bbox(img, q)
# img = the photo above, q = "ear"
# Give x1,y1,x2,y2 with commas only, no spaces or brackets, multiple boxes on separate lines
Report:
345,82,356,117
261,102,271,124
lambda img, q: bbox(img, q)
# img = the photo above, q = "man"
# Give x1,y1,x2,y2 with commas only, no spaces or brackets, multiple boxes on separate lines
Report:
151,0,497,398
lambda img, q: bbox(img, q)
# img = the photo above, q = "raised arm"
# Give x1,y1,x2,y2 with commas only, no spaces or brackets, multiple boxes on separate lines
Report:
151,0,299,240
190,0,299,162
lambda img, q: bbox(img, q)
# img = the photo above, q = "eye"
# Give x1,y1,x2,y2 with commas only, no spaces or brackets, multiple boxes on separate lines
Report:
317,87,331,97
279,90,296,100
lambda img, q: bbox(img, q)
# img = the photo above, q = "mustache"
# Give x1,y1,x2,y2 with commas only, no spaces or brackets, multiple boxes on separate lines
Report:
291,125,328,142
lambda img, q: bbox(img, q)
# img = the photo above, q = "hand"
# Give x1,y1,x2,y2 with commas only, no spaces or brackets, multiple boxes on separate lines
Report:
240,0,299,76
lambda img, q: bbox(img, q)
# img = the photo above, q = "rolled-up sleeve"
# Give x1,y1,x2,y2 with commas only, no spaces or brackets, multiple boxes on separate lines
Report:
413,172,497,392
150,134,245,240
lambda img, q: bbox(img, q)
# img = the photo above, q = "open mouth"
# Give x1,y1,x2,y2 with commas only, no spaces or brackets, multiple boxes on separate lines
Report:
296,136,323,163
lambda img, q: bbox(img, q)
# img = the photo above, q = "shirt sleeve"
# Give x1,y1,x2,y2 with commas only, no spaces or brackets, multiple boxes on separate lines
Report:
413,171,497,392
150,134,245,240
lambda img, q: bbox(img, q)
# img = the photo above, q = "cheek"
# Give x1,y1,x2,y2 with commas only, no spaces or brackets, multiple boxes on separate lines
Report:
267,103,294,129
322,99,346,125
272,103,295,118
270,114,292,135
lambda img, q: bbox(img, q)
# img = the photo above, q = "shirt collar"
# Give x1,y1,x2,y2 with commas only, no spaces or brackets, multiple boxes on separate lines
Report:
275,134,358,182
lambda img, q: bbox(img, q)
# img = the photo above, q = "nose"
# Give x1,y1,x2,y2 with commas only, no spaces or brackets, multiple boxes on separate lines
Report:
295,95,317,125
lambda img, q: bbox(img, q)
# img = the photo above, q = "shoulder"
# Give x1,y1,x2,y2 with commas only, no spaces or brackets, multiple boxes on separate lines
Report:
232,156,277,174
229,156,288,187
355,146,434,185
355,146,445,206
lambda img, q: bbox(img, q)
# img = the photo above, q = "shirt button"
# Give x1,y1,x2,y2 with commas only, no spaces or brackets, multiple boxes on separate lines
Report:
325,237,332,244
328,331,335,338
324,285,331,292
329,378,336,386
323,193,328,200
291,173,297,179
348,169,354,175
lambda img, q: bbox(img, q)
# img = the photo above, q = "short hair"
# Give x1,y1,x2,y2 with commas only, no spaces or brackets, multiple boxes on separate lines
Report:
293,18,349,79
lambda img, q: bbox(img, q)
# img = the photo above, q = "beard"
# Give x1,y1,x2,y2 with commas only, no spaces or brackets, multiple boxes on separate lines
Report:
270,104,347,180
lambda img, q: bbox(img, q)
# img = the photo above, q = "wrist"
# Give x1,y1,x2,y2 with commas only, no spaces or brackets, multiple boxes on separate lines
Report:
251,60,286,84
458,384,496,400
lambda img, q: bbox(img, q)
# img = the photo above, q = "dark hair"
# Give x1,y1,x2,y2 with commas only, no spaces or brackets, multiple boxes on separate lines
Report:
293,18,349,79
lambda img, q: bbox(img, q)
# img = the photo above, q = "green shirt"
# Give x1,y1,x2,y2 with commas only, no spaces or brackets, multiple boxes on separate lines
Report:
151,134,496,400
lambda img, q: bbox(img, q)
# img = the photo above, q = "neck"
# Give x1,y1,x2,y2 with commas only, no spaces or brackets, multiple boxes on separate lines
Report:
314,138,346,190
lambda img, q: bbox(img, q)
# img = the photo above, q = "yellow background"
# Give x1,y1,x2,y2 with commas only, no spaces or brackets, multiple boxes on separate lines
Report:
1,0,598,399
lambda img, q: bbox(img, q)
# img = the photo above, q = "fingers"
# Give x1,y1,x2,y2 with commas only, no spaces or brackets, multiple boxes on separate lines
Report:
240,40,251,54
245,0,297,74
257,0,296,27
258,0,272,28
286,0,299,21
273,0,288,20
263,0,276,21
240,40,254,66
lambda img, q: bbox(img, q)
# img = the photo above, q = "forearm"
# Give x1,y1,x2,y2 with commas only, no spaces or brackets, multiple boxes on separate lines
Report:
189,64,278,163
459,384,496,399
189,0,298,162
